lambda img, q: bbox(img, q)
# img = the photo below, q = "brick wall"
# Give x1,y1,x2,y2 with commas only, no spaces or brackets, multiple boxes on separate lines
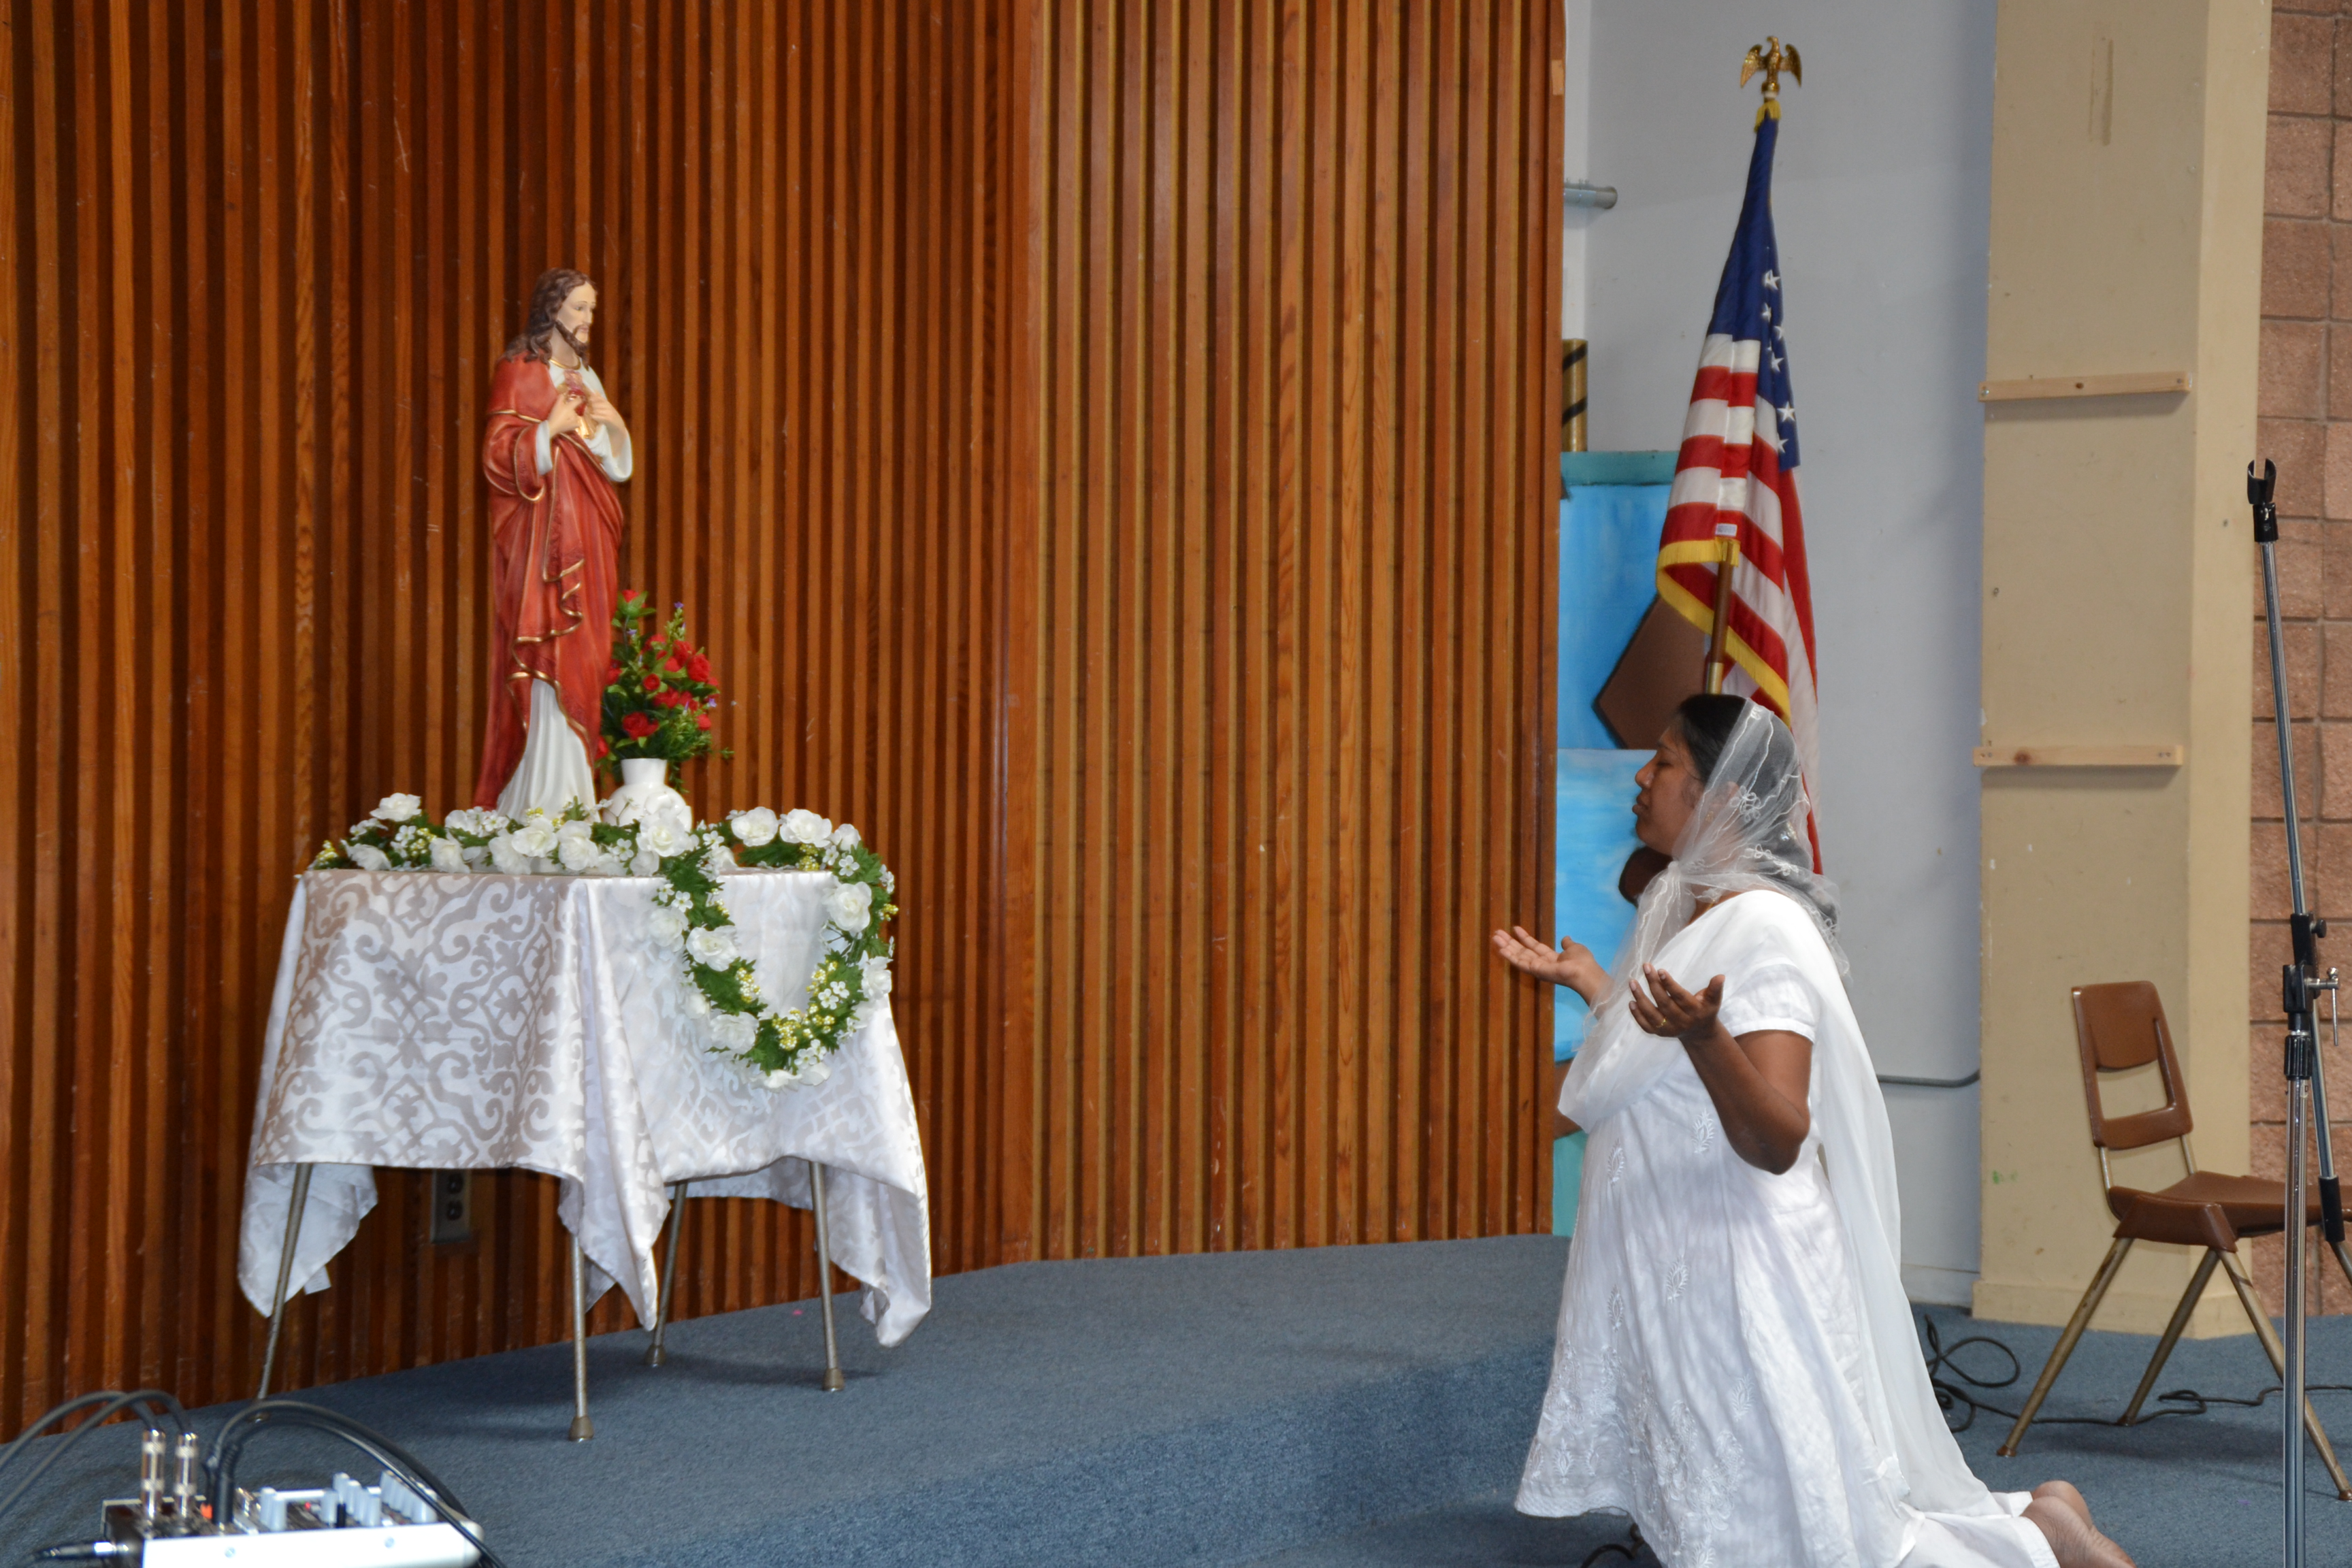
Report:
2253,0,2352,1316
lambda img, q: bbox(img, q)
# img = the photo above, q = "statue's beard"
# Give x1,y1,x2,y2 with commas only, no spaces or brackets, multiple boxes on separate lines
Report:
549,320,591,367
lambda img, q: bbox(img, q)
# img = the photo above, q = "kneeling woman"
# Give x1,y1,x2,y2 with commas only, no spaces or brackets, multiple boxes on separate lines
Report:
1493,696,2130,1568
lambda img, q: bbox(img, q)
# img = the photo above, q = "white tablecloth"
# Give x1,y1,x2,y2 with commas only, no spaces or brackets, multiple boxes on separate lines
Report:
236,868,932,1345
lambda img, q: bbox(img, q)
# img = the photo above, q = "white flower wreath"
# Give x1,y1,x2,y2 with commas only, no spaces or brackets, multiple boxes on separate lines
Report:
312,794,898,1088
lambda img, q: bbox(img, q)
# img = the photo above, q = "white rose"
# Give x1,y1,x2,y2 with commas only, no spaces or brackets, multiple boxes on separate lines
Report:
557,834,603,872
429,836,472,875
826,880,874,932
779,808,833,845
487,836,531,875
764,1066,799,1090
348,843,391,872
828,822,862,852
629,850,662,877
372,793,423,823
646,905,689,948
730,807,780,847
683,989,712,1017
461,844,488,867
708,1011,757,1051
685,925,741,970
508,821,557,858
800,1056,833,1088
638,819,689,858
702,844,738,877
862,955,894,996
557,816,595,843
444,807,506,838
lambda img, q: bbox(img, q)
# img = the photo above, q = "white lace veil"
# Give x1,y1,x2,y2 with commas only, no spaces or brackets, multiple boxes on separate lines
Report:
1565,701,1842,1133
1609,700,1840,1009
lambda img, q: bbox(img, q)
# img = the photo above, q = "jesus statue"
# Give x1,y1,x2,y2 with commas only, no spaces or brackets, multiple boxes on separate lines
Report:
471,267,634,818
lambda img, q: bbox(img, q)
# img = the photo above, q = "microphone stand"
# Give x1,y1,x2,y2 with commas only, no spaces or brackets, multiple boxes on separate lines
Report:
2251,459,2349,1567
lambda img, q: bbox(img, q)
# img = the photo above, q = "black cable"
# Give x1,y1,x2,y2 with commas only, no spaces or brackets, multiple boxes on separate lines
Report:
205,1401,506,1568
0,1390,186,1526
1921,1317,2352,1433
1580,1520,1650,1565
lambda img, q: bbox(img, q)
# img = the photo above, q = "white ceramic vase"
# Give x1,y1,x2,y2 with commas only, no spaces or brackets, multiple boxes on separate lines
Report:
602,757,693,836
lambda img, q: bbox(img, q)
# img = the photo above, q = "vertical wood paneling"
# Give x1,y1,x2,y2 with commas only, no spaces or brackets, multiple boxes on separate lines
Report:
1004,0,1562,1262
3,0,1562,1434
1,0,1011,1430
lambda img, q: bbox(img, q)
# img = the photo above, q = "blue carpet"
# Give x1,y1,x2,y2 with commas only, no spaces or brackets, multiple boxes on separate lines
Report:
1244,1303,2352,1568
5,1240,2349,1567
0,1237,1568,1567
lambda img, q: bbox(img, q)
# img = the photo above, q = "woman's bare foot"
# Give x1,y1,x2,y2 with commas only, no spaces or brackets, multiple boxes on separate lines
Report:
2022,1481,2134,1568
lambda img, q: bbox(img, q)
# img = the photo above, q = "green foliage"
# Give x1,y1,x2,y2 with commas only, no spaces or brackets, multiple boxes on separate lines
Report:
312,795,895,1088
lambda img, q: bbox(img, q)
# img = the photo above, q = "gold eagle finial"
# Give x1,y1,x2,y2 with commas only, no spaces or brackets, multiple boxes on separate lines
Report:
1740,36,1803,103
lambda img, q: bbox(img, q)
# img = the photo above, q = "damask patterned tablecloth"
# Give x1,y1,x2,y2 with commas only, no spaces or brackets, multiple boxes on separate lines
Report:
235,868,932,1345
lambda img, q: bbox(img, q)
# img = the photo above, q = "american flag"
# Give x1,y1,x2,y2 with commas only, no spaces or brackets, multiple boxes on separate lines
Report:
1654,108,1822,866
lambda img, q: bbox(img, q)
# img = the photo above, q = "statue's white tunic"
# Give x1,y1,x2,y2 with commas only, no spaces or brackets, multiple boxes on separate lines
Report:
1518,892,2056,1568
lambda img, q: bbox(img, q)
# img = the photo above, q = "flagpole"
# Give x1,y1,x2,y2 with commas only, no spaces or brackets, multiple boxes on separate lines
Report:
1705,38,1800,696
1703,529,1740,695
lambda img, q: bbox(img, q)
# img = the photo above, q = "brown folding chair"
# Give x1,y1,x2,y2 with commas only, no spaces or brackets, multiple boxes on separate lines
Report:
1996,981,2352,1498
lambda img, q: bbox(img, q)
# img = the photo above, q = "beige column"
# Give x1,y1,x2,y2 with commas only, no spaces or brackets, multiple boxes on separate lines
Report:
1976,0,2268,1335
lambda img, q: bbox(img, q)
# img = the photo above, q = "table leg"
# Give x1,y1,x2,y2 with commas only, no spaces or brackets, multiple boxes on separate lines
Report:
257,1163,314,1399
810,1162,845,1393
644,1180,687,1367
568,1236,595,1441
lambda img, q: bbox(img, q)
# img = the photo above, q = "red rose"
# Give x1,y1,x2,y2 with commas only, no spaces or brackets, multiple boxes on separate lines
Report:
696,713,712,731
593,737,609,760
605,662,622,684
641,674,660,693
687,655,712,683
662,657,682,675
674,642,696,658
621,712,657,739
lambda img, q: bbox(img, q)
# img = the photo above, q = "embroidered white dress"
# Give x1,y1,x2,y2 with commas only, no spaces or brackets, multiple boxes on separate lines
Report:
1518,892,2056,1568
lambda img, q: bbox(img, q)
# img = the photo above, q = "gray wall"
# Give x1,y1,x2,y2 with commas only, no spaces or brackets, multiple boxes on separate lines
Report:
1567,0,1998,1299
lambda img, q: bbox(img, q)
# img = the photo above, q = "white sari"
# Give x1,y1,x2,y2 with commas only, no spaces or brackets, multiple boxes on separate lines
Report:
1518,889,2053,1568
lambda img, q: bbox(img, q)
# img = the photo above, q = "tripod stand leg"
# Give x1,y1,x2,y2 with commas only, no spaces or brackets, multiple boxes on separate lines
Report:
644,1181,687,1367
568,1236,595,1441
2219,1253,2350,1501
257,1163,314,1399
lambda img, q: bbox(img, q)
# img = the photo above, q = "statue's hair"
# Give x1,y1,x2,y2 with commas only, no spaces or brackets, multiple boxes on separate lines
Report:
504,267,595,365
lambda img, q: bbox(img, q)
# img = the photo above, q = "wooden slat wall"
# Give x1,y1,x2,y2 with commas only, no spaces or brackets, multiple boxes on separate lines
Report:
1,0,1563,1435
999,1,1563,1263
0,0,1011,1428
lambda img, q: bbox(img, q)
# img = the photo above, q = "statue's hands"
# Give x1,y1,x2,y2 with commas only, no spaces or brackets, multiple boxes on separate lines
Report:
1491,924,1607,1004
581,391,625,433
546,395,587,439
1630,965,1725,1047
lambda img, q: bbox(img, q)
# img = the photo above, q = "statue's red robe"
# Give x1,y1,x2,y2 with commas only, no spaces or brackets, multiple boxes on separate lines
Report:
472,354,623,808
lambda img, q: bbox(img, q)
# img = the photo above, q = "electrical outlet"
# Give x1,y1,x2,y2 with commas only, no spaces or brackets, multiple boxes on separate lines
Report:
427,1171,475,1245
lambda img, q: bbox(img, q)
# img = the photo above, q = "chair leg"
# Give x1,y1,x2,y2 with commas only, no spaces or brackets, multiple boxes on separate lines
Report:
1998,1238,2134,1458
2121,1248,2222,1425
2219,1251,2351,1501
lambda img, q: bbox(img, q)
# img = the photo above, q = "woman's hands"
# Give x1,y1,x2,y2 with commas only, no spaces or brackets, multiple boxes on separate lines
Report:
1633,963,1813,1175
1630,964,1724,1046
1491,924,1608,1006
